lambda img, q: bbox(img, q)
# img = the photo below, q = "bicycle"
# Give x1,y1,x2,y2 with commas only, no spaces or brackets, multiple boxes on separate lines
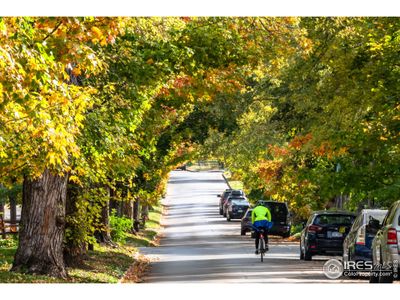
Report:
252,225,270,262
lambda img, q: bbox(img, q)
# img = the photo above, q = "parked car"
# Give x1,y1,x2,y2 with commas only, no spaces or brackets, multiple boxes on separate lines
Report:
223,195,247,217
300,210,356,261
217,189,232,215
256,200,292,238
370,200,400,283
226,197,250,221
241,208,253,235
343,209,388,265
222,190,244,217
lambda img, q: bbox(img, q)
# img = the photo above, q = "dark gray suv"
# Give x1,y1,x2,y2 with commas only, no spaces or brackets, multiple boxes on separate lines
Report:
257,200,292,238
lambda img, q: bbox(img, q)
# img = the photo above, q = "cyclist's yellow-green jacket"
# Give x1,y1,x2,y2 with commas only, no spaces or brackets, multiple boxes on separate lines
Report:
251,205,272,224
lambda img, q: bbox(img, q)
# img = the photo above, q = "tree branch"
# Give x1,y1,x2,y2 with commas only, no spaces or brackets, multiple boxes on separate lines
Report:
42,21,63,42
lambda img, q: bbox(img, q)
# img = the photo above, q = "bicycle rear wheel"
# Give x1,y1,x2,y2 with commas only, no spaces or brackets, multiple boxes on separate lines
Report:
260,238,265,262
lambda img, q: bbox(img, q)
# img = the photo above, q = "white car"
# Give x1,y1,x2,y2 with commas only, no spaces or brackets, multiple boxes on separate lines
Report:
370,200,400,283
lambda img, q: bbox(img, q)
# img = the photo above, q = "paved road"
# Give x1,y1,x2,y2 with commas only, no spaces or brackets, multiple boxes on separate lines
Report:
141,171,367,283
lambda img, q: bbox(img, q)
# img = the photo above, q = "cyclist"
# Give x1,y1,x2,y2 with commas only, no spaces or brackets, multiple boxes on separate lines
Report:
251,203,272,254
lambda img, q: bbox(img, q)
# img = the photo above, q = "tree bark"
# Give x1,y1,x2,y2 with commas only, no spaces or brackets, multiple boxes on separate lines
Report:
94,191,112,244
12,169,68,278
122,197,135,233
133,197,140,233
109,187,118,215
141,204,149,228
0,199,5,239
64,183,87,266
9,193,17,232
109,185,123,217
0,200,4,219
122,199,133,219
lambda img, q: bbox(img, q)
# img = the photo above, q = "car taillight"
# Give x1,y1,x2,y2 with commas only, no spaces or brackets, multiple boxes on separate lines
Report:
387,228,398,245
356,225,366,245
308,224,323,233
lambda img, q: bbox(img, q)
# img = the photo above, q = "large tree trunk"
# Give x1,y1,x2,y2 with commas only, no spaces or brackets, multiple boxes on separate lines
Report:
94,190,112,244
116,183,126,217
64,183,87,266
0,197,4,239
0,199,4,218
122,198,135,233
141,204,149,229
12,169,68,278
122,199,133,219
0,184,5,226
133,197,140,233
9,192,17,233
109,187,118,215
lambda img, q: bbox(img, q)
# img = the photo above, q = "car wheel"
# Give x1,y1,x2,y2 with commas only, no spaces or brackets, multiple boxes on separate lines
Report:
304,247,312,261
300,244,304,260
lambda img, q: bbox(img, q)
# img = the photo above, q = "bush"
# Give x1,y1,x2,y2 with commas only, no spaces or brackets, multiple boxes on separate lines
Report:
109,210,133,244
290,223,304,235
0,236,18,248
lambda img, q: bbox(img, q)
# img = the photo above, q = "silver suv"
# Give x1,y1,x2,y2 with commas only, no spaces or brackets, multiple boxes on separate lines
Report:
370,200,400,283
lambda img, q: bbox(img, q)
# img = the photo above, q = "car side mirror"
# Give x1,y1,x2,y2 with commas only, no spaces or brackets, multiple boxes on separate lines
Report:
301,222,306,229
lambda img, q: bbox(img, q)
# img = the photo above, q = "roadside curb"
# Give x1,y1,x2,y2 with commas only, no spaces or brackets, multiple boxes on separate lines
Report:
119,252,151,283
221,173,232,189
269,241,300,245
120,199,167,283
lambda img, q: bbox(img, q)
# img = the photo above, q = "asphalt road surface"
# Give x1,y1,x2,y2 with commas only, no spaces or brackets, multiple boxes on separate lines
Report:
141,170,367,283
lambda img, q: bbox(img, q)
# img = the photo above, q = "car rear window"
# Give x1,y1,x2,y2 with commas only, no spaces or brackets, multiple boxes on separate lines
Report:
232,199,248,205
366,212,387,225
223,192,232,198
230,197,245,201
231,191,243,196
264,202,288,219
314,214,355,225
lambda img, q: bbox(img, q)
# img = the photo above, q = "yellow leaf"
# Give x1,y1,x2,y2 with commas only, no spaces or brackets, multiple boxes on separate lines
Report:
47,152,56,166
69,175,81,184
0,83,3,103
72,67,81,76
100,38,107,46
91,26,103,39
